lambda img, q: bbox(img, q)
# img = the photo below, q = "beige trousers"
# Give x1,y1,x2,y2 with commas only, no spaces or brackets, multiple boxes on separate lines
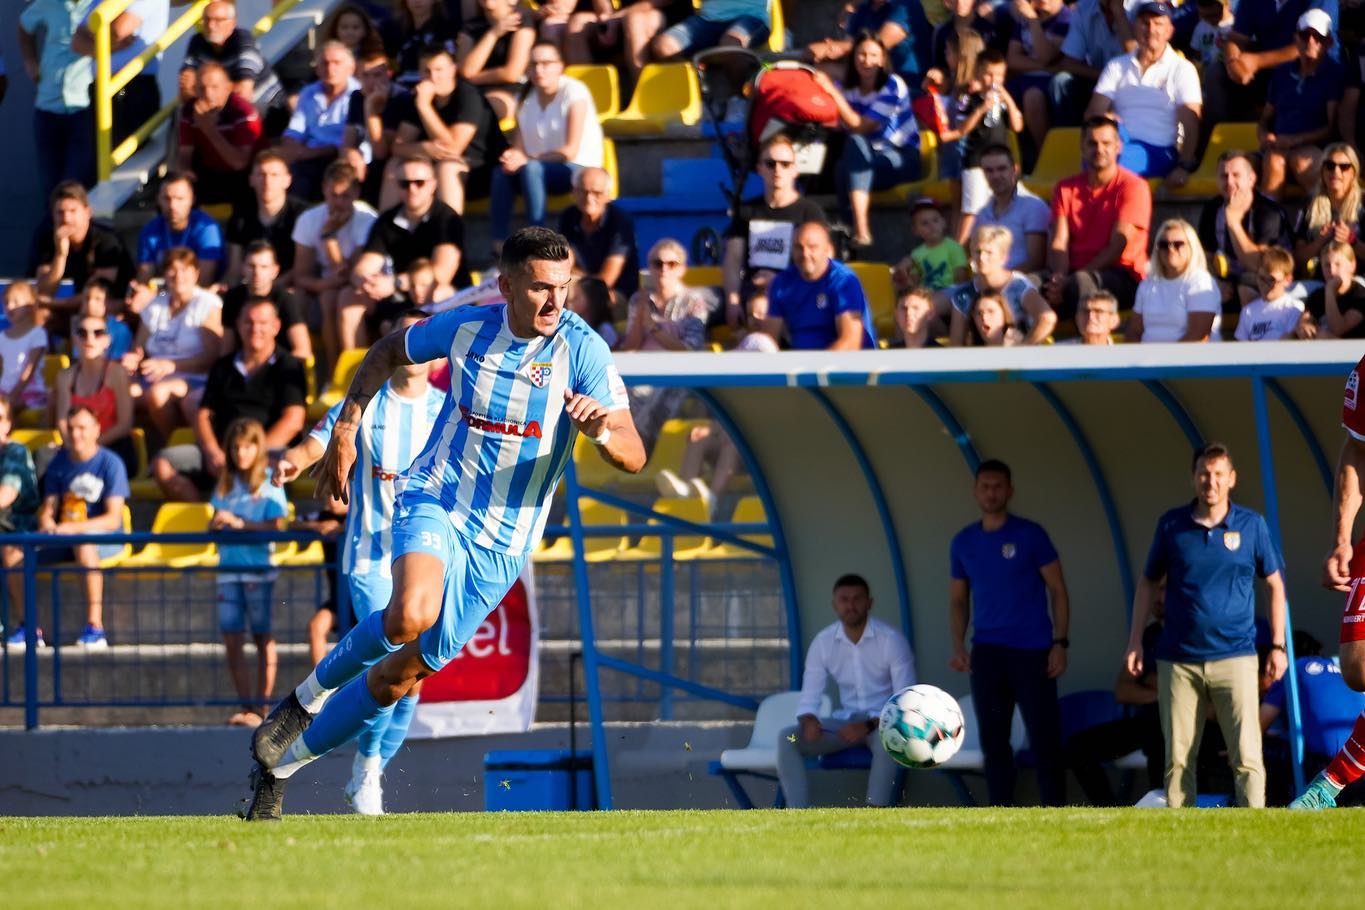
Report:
1158,655,1265,808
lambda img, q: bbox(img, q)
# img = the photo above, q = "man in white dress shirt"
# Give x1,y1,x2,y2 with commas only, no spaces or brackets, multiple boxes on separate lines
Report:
775,574,916,808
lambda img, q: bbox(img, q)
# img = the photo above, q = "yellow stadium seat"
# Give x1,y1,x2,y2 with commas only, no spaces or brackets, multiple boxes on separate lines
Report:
121,502,216,568
1022,127,1081,200
42,354,69,389
303,354,317,409
534,501,632,562
846,262,895,339
566,64,621,121
308,347,369,421
684,265,723,289
1168,122,1259,199
15,354,69,427
617,496,713,560
870,130,952,206
573,431,624,491
643,417,700,482
699,495,772,559
12,428,60,453
102,504,135,567
167,426,196,448
130,427,148,479
607,63,702,135
202,203,233,224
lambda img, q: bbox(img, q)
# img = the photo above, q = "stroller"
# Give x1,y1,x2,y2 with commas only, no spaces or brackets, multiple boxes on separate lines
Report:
690,47,842,260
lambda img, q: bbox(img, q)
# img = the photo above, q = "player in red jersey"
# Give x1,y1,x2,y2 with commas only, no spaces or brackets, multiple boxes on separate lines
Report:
1290,354,1365,808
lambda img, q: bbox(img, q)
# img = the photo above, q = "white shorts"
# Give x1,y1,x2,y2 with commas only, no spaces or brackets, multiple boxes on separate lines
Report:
961,167,990,216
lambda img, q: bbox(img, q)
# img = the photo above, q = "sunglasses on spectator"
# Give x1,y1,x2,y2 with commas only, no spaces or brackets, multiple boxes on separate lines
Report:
1157,239,1187,251
398,178,429,189
1324,160,1355,172
76,327,109,338
1297,29,1328,41
762,158,796,170
650,258,684,269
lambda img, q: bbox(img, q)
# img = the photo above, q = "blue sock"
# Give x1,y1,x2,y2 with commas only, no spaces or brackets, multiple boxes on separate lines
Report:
355,703,391,759
315,611,399,691
380,693,419,769
302,674,394,759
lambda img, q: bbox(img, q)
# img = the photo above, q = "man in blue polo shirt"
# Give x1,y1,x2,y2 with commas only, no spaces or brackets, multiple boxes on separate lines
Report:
762,222,876,351
136,172,225,286
1124,442,1288,808
949,458,1071,806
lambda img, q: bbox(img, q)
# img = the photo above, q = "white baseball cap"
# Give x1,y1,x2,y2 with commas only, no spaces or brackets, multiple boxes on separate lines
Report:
1297,8,1333,38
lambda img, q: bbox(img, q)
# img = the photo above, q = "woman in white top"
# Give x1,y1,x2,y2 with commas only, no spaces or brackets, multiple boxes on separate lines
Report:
489,40,603,248
124,248,224,441
1127,218,1221,343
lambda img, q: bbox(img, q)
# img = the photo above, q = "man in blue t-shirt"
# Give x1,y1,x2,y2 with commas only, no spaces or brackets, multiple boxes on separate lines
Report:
762,222,876,350
35,405,130,650
949,458,1071,806
1124,442,1287,808
136,172,225,286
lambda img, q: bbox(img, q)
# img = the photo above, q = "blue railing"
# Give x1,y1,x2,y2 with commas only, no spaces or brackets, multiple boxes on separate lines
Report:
3,522,789,730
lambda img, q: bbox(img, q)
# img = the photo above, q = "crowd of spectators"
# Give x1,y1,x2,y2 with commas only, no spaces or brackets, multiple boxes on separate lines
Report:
3,0,1365,662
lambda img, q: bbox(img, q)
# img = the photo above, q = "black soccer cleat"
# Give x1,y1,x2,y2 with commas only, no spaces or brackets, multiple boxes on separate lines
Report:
251,692,312,769
241,763,286,822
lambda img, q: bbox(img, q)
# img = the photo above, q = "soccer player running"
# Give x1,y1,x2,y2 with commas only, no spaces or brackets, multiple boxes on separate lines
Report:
242,228,645,820
271,308,446,815
1291,357,1365,808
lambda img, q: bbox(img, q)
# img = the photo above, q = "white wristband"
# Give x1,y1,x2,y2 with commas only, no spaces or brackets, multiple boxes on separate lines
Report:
587,426,611,446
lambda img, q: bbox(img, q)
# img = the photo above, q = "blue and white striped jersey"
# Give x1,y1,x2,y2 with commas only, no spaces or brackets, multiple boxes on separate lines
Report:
400,303,629,555
311,382,448,576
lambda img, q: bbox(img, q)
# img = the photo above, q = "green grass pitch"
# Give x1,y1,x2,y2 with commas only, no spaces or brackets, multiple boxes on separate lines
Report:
2,808,1356,909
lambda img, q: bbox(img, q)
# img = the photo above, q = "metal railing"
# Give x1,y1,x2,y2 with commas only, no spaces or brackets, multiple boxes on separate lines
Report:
89,0,307,183
2,521,789,729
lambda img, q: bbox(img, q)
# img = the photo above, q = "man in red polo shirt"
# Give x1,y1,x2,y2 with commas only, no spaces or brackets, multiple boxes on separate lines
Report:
177,60,265,206
1044,116,1151,319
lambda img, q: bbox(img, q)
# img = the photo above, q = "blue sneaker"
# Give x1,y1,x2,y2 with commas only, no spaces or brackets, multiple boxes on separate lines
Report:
5,625,45,651
75,624,108,649
1289,773,1340,810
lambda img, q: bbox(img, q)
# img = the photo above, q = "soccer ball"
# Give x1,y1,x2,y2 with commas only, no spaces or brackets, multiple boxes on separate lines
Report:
878,684,966,769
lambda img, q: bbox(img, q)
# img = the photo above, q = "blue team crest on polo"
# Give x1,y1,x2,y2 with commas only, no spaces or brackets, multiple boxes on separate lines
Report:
1224,531,1241,551
1001,543,1016,559
528,361,554,388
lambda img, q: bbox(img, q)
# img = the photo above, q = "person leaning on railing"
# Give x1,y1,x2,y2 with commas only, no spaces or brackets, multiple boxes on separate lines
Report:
0,398,42,648
72,0,168,150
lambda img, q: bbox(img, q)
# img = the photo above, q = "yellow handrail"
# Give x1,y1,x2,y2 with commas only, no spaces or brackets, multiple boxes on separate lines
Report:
92,0,308,182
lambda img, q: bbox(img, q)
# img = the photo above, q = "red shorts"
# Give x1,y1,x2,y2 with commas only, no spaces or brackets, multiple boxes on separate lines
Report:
1342,545,1365,643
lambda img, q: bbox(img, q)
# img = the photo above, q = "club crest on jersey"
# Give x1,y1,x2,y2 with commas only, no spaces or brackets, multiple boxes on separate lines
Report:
1002,543,1016,559
1224,531,1241,552
528,361,554,388
1348,370,1360,411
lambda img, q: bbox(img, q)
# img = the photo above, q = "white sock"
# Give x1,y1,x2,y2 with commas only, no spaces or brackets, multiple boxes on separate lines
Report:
271,738,318,780
294,670,333,715
353,751,382,777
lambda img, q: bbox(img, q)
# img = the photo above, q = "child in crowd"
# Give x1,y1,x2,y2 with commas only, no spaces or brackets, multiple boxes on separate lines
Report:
965,291,1022,346
1301,241,1365,339
80,278,133,360
210,417,289,727
1190,0,1233,68
947,49,1023,221
918,28,985,222
1237,248,1305,342
0,282,49,416
896,198,969,292
893,287,939,348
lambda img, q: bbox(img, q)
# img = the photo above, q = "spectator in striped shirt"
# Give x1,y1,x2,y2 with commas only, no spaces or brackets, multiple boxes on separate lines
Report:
819,33,920,250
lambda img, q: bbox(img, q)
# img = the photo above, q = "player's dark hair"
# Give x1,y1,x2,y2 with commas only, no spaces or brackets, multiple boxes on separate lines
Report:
976,459,1012,482
1294,629,1323,657
500,226,571,276
392,306,429,325
1192,442,1233,473
832,573,870,595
